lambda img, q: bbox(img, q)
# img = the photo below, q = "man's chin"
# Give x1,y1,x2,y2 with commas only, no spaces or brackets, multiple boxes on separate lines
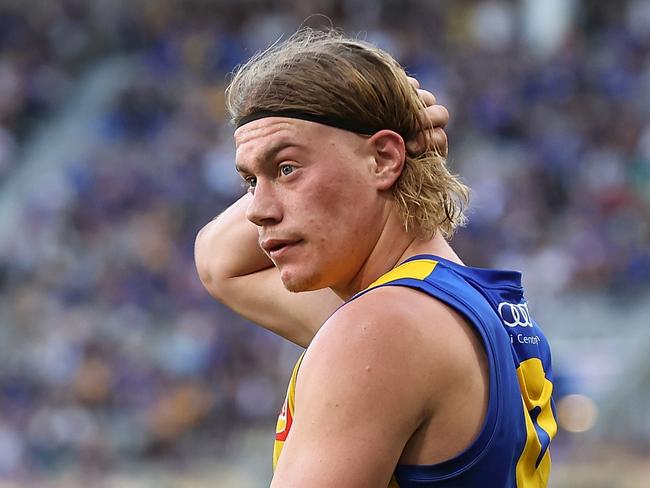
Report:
280,269,325,293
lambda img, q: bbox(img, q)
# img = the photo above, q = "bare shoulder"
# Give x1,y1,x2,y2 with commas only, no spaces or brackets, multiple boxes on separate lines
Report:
298,285,487,416
310,285,484,367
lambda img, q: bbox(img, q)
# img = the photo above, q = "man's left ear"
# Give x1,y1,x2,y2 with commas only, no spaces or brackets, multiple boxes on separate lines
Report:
369,130,406,190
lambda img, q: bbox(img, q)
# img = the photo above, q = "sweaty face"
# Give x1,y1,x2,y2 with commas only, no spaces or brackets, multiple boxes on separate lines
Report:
234,118,386,294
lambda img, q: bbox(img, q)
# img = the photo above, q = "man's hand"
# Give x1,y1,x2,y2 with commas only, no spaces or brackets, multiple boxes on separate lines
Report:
406,76,449,158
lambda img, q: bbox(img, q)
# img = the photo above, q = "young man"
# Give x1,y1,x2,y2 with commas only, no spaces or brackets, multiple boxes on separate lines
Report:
195,30,556,487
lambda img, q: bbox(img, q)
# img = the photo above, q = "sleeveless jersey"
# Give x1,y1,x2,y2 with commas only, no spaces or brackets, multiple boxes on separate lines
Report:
273,255,557,487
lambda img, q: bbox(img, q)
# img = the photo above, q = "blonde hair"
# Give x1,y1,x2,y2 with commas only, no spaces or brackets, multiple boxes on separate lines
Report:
226,28,469,239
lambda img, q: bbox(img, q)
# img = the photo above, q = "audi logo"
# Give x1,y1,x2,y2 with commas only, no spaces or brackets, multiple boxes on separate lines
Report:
497,302,533,328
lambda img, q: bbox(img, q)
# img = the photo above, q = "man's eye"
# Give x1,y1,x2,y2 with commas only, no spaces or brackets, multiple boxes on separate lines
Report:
279,164,295,176
245,176,257,190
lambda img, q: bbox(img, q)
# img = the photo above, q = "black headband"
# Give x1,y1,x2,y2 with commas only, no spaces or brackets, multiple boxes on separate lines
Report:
236,110,380,135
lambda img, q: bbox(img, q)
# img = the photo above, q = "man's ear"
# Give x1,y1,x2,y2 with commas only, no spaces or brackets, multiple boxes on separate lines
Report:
368,130,406,191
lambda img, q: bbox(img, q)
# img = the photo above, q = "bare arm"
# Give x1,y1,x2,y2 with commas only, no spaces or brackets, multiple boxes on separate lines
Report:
194,193,342,347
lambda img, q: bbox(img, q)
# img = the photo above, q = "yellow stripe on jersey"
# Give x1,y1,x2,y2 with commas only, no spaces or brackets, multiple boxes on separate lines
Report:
365,259,438,291
515,358,557,487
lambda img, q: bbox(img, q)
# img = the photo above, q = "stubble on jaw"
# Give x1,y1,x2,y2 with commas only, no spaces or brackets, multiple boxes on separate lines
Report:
280,269,324,293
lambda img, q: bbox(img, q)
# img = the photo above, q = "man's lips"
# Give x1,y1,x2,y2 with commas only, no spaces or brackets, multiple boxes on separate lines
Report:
260,238,303,258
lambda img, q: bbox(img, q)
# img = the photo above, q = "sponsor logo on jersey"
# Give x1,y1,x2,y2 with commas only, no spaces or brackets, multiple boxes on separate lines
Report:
498,301,533,328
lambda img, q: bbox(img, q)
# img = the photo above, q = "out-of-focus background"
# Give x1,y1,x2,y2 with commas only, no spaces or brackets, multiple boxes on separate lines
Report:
0,0,648,486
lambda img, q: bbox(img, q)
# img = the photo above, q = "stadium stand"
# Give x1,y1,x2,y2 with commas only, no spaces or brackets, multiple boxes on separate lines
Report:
0,0,648,485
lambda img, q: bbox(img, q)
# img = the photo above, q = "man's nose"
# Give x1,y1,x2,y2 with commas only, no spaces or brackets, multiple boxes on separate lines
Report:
245,180,282,227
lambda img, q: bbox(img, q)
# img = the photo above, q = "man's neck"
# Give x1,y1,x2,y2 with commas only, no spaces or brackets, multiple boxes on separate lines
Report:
331,209,463,301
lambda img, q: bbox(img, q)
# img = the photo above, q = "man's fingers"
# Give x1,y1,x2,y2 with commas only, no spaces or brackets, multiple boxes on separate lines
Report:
407,76,420,89
429,127,448,157
407,77,439,108
405,80,450,157
405,128,448,158
405,133,425,155
417,88,437,107
423,104,449,129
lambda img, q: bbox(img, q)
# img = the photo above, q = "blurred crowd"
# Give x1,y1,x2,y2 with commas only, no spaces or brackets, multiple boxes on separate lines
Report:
0,0,649,481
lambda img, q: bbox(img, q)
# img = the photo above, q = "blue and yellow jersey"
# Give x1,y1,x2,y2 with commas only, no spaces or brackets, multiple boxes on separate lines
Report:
273,255,557,487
